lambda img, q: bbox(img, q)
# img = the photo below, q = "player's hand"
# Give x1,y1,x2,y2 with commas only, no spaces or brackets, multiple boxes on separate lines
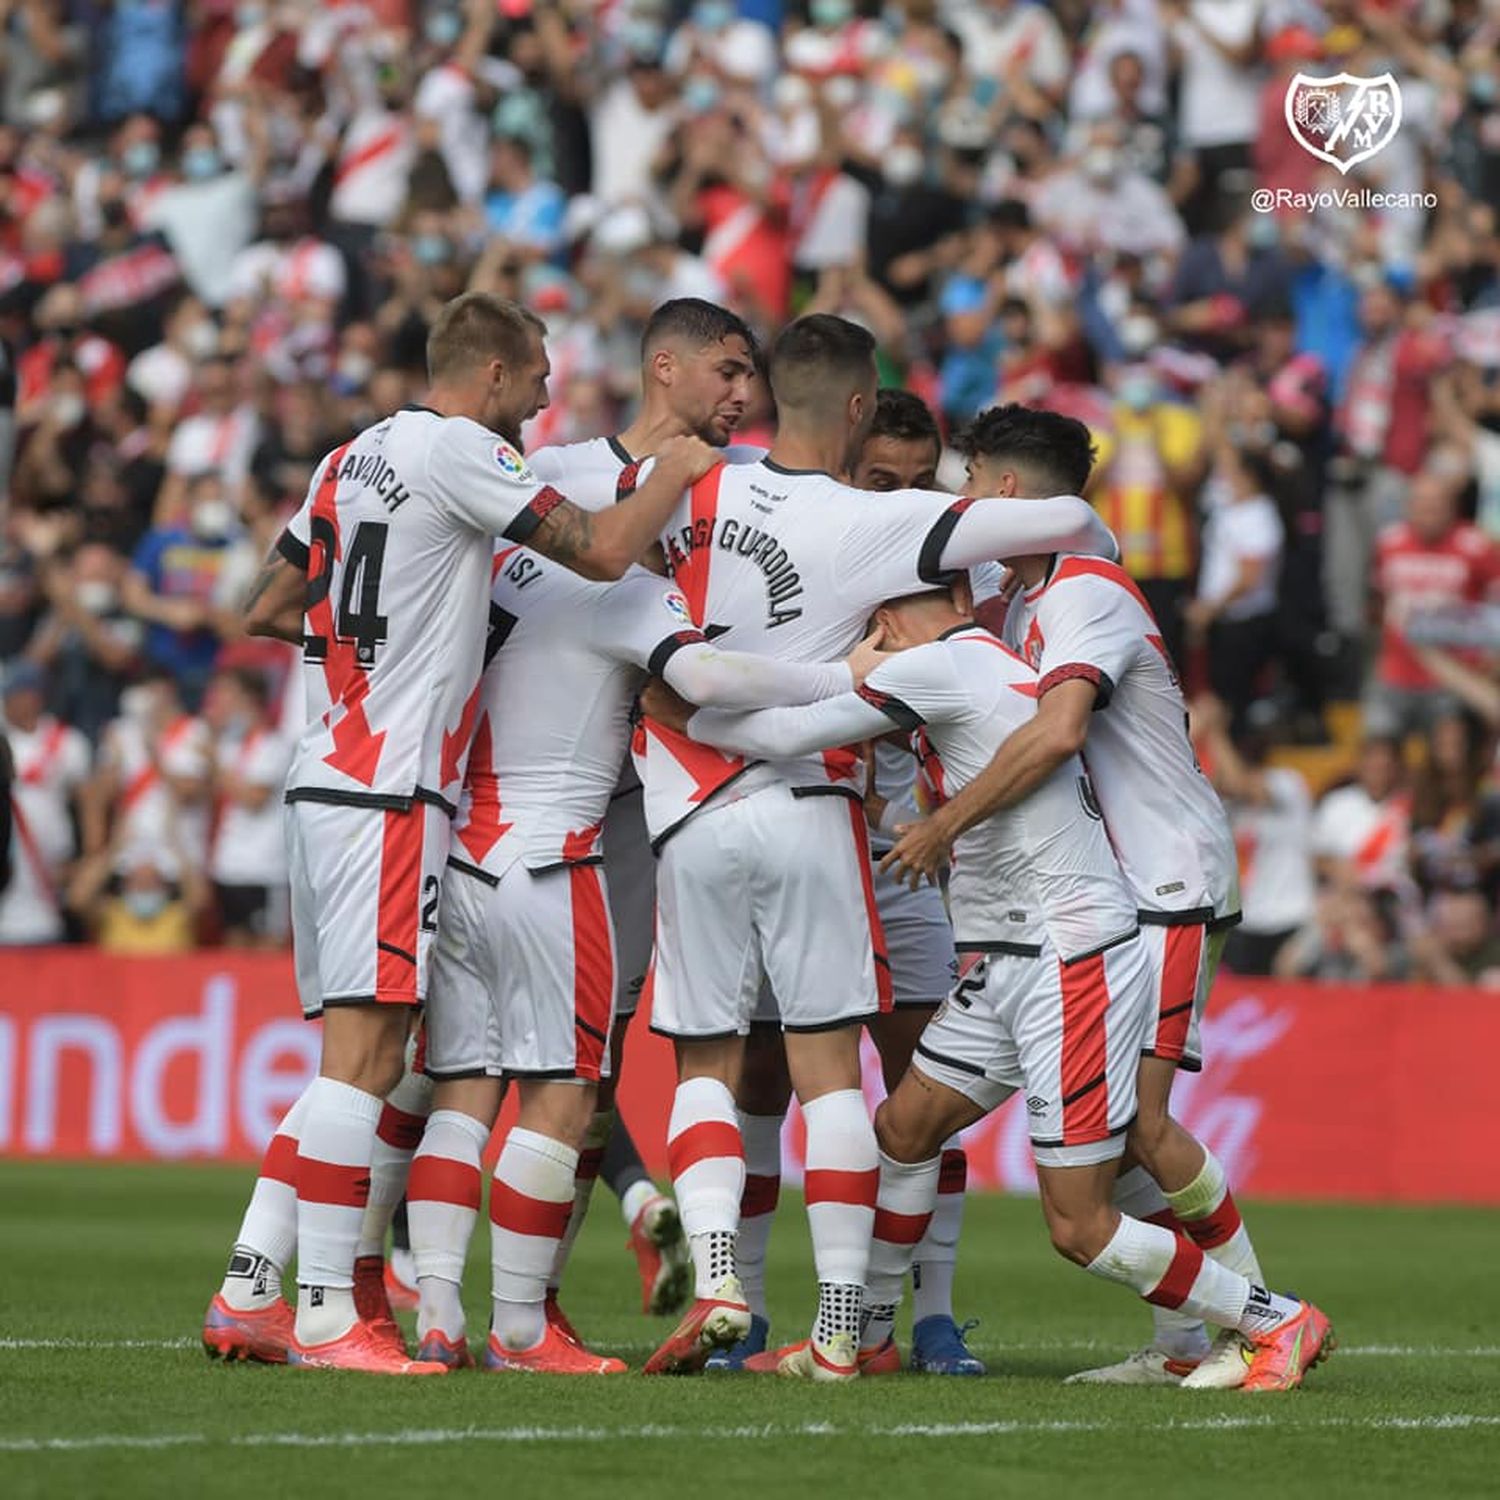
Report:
844,622,890,686
653,434,719,487
879,814,955,890
638,676,694,732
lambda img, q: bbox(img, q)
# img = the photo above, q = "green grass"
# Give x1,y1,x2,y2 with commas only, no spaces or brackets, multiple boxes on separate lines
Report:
0,1163,1496,1499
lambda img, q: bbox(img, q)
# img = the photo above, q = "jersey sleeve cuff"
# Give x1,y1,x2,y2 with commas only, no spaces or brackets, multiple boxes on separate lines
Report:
857,682,925,731
502,485,567,544
917,497,977,585
1038,662,1114,710
275,528,310,570
647,629,706,678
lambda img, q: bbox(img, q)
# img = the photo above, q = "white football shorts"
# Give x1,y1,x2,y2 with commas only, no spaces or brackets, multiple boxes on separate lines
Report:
913,934,1155,1168
424,857,616,1081
650,783,890,1039
286,798,450,1018
1137,920,1232,1073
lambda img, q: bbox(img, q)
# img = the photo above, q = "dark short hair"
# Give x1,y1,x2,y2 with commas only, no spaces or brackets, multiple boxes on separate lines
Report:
641,298,757,361
768,314,876,413
224,665,272,712
426,292,545,382
869,388,940,451
956,403,1096,495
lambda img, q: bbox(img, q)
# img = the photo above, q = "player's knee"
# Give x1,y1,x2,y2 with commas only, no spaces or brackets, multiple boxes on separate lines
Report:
1046,1210,1110,1268
873,1097,937,1164
321,1009,410,1096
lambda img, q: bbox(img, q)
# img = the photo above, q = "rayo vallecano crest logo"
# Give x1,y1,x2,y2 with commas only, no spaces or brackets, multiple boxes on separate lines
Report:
1284,72,1402,174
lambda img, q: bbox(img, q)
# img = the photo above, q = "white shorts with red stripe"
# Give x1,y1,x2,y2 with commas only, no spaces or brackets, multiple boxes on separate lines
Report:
286,799,449,1018
1137,920,1232,1073
602,782,654,1020
425,856,616,1081
912,934,1154,1169
651,782,889,1039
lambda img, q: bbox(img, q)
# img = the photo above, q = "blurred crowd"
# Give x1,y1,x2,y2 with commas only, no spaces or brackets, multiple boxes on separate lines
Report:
0,0,1497,978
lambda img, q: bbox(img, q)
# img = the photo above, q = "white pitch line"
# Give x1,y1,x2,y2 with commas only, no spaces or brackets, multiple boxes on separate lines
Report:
3,1414,1499,1455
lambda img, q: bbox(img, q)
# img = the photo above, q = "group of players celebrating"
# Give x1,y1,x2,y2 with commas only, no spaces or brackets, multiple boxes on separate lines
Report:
199,293,1333,1391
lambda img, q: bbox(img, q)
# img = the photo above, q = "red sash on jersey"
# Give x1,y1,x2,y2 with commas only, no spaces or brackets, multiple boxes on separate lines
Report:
334,124,404,188
119,715,198,816
8,792,57,907
18,721,67,786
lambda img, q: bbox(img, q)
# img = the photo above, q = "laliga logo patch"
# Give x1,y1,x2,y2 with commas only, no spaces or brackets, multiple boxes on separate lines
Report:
662,590,695,629
1284,72,1402,174
493,440,535,483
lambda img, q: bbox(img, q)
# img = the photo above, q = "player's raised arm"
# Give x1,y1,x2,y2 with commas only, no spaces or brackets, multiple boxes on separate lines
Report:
528,435,718,581
926,493,1117,576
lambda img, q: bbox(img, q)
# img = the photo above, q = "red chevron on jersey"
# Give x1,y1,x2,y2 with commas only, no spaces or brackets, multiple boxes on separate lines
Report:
671,463,726,628
646,718,745,806
308,442,388,787
455,714,512,865
441,682,482,787
562,819,605,863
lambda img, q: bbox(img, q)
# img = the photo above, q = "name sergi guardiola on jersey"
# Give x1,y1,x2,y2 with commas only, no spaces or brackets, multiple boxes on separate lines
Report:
664,491,804,627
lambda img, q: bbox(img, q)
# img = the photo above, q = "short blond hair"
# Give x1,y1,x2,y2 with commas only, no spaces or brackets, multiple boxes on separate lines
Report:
426,292,546,383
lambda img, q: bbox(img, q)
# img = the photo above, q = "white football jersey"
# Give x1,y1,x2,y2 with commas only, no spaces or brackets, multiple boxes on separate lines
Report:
451,548,848,880
641,460,1115,845
1232,767,1315,935
211,725,295,886
528,435,768,803
1003,555,1240,924
0,717,90,943
278,408,570,813
102,713,213,867
688,625,1138,961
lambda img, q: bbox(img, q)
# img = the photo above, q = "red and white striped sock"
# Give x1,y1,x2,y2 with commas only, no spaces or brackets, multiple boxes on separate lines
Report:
802,1089,878,1343
1087,1215,1298,1334
1164,1147,1264,1283
1113,1164,1208,1358
220,1086,310,1310
408,1108,489,1342
911,1136,965,1326
356,1063,433,1259
549,1110,613,1292
294,1077,382,1346
863,1151,938,1346
490,1128,576,1352
735,1112,783,1322
667,1077,745,1298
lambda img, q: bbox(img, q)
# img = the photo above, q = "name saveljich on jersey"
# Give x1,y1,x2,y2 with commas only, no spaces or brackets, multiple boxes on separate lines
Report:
662,514,805,627
329,446,412,512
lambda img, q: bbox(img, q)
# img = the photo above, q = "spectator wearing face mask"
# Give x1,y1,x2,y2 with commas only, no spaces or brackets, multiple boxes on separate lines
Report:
151,352,258,526
92,666,212,869
1032,125,1186,260
26,542,144,744
1167,204,1292,364
204,665,290,947
141,120,263,309
16,281,125,420
10,358,93,512
0,659,90,944
70,842,204,954
121,472,236,707
125,291,219,414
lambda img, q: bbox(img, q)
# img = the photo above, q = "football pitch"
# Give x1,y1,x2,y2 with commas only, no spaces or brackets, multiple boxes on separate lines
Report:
1,1164,1496,1499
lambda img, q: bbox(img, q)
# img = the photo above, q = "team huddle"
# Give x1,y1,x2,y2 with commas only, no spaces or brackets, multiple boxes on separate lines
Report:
200,293,1333,1390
